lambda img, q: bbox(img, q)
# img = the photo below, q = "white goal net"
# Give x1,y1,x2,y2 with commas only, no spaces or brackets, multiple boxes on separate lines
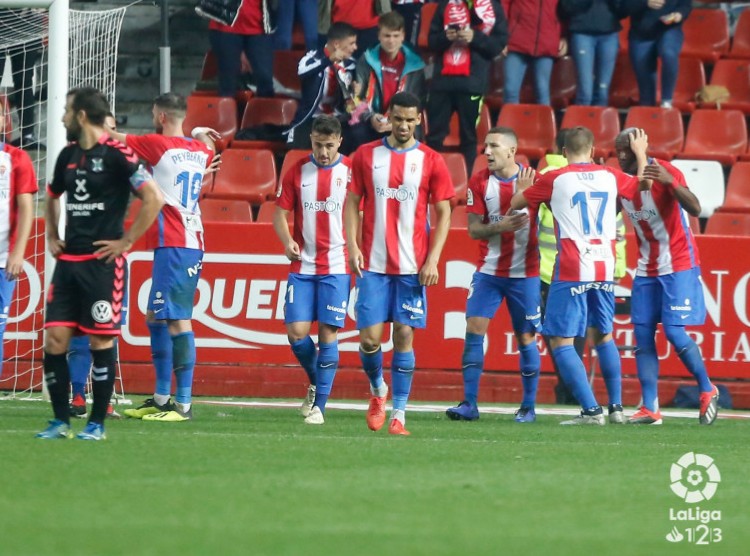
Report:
0,2,127,401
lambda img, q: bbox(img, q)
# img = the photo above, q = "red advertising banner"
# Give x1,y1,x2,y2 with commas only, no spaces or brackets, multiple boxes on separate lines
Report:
5,220,750,380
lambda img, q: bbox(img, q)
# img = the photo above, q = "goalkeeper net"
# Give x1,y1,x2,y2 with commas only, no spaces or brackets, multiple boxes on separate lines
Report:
0,4,128,402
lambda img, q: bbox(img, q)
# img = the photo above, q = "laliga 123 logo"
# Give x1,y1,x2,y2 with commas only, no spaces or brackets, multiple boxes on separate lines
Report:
670,452,721,503
666,452,723,545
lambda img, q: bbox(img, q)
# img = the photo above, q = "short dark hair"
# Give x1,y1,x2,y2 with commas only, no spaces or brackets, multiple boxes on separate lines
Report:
615,127,638,151
389,91,421,113
486,126,518,145
153,92,187,118
378,11,405,31
67,87,110,126
327,22,357,42
311,115,342,137
564,126,594,155
555,128,572,154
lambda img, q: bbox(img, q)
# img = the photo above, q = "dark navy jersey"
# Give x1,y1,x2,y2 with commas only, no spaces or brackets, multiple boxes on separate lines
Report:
49,135,150,255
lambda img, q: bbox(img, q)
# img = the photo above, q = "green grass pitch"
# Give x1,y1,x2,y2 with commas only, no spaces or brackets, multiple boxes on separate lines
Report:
1,400,748,556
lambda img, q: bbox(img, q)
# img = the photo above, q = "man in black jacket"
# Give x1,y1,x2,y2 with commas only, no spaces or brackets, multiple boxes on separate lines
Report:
426,0,507,173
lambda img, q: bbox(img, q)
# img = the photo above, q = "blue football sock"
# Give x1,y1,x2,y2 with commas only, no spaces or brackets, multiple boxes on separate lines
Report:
68,335,92,398
462,332,484,405
596,339,622,406
291,336,317,386
172,332,196,405
314,341,338,413
391,350,415,412
360,347,384,391
518,341,540,408
634,324,660,411
664,324,712,392
552,345,599,410
148,321,173,397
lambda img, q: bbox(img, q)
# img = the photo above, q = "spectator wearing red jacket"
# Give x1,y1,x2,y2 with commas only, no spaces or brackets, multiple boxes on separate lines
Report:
502,0,566,105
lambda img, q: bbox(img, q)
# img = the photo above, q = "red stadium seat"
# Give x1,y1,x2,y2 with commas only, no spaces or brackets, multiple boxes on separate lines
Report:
232,97,298,151
729,9,750,59
200,199,253,223
450,205,469,229
722,162,750,211
702,59,750,114
623,106,684,160
417,2,438,51
681,8,730,63
704,211,750,236
441,104,492,152
441,152,468,206
182,95,238,147
604,157,620,170
609,53,639,108
200,50,217,81
207,148,277,205
560,106,620,159
255,200,293,225
671,57,705,114
273,50,304,97
677,109,747,166
496,104,556,160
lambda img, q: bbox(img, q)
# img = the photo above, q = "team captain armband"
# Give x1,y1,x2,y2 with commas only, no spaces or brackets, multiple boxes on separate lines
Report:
130,165,153,190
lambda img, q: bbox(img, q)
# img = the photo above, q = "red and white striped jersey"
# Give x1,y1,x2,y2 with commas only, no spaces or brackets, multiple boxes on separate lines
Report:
126,134,213,251
620,159,700,277
523,162,639,282
277,153,350,275
0,143,38,267
466,167,539,278
350,140,454,275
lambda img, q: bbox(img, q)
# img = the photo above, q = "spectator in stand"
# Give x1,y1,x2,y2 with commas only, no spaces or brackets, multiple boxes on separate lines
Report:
621,0,692,108
274,0,318,51
286,22,361,153
319,0,389,54
502,0,566,106
352,11,426,145
208,0,275,98
426,0,507,173
391,0,426,45
560,0,627,106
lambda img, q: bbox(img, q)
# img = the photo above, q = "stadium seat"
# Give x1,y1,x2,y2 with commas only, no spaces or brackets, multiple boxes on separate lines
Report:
496,104,556,160
520,55,576,109
671,57,705,114
125,198,141,222
677,109,747,166
278,149,312,185
232,97,298,151
206,148,277,205
200,199,253,223
450,205,469,228
441,103,492,153
604,157,620,170
485,57,505,110
182,95,238,147
704,211,750,236
669,159,725,218
729,8,750,59
273,50,304,97
702,59,750,114
560,106,620,159
609,53,639,107
200,50,218,81
681,8,730,63
255,200,293,225
722,162,750,211
417,2,438,51
623,106,684,160
441,152,468,206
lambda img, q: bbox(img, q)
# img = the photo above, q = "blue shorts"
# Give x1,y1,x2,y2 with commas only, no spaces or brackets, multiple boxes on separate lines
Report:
284,273,351,328
355,271,427,329
0,272,17,330
148,247,203,320
631,267,706,326
543,281,615,338
466,272,541,333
